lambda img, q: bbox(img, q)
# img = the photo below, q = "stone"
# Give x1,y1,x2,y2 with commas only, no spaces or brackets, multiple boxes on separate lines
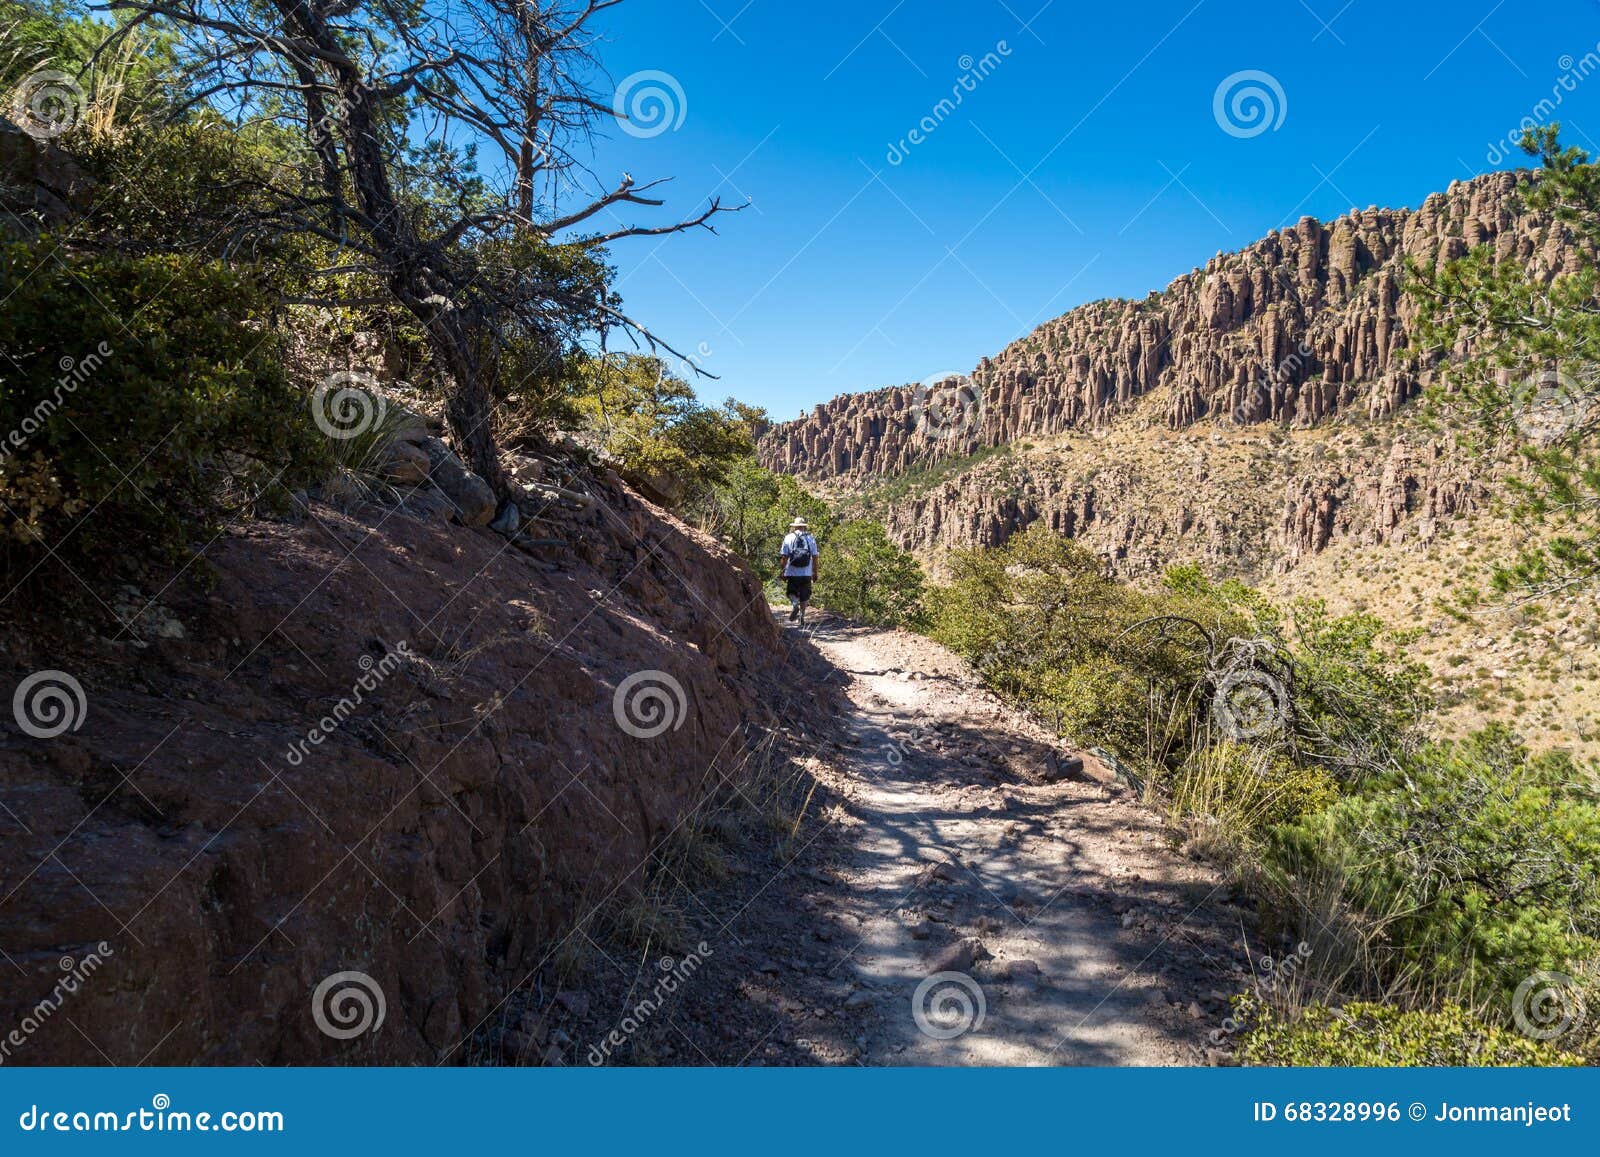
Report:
419,436,496,526
993,958,1042,981
402,484,459,524
1042,752,1085,783
929,937,989,974
389,409,431,445
488,501,521,536
382,441,431,485
554,990,589,1018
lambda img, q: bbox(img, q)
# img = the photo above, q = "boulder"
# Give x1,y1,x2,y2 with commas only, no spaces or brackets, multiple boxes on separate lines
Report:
381,441,431,485
419,436,496,526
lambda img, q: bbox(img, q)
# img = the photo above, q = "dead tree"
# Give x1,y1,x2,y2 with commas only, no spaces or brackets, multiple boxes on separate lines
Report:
98,0,737,509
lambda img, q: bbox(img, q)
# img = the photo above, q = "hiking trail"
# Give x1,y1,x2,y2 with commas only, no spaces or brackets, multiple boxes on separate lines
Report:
581,613,1258,1066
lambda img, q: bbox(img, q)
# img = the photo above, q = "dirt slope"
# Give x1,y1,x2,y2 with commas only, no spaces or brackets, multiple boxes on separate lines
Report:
0,471,838,1064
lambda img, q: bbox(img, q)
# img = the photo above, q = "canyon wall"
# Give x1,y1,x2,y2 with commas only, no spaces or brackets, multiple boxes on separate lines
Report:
760,170,1568,574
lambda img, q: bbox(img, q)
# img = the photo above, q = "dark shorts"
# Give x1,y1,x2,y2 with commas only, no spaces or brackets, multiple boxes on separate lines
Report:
785,576,813,602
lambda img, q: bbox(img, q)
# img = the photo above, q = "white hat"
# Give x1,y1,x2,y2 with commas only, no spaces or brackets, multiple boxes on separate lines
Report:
790,517,809,529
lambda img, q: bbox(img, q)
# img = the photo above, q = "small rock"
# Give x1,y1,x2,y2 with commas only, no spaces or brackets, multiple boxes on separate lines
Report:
498,1029,534,1061
1043,753,1086,783
994,958,1043,982
554,991,589,1018
929,937,990,974
488,501,521,535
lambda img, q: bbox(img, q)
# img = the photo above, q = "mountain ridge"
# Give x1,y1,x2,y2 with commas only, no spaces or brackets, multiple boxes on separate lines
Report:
760,168,1572,492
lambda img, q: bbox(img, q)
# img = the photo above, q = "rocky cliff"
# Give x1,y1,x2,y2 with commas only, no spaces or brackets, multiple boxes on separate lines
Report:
0,465,836,1064
759,169,1572,575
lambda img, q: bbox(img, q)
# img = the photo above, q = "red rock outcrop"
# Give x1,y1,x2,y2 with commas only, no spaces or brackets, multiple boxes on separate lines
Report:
0,471,836,1063
762,171,1570,479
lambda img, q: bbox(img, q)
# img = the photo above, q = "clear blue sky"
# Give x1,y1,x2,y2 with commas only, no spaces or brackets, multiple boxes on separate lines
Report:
579,0,1600,420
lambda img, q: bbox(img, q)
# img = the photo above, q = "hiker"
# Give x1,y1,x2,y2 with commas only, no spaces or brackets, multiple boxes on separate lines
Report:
780,517,819,624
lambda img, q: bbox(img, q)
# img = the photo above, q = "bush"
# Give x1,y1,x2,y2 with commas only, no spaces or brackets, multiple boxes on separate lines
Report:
1170,742,1340,836
1269,726,1600,1000
816,520,926,627
0,243,328,583
566,353,756,509
1236,1000,1583,1067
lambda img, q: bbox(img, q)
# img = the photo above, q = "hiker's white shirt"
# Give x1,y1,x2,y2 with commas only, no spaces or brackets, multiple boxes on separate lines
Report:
781,532,817,577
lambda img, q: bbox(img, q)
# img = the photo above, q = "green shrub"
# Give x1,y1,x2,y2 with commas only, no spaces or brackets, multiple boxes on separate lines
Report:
1237,1000,1583,1067
1170,742,1339,836
1269,726,1600,999
816,520,926,627
0,243,328,583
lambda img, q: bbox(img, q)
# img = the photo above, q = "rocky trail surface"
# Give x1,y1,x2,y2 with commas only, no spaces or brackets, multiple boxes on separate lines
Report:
546,613,1260,1067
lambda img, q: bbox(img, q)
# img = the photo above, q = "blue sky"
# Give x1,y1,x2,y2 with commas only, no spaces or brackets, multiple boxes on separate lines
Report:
579,0,1600,419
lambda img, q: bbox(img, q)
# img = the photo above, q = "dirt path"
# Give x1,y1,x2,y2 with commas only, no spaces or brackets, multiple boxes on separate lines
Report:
559,614,1259,1066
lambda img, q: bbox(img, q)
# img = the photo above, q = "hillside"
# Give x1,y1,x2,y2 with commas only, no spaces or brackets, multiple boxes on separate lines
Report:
0,467,840,1062
758,169,1600,759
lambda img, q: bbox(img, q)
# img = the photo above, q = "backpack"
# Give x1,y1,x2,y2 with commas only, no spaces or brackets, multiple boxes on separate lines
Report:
787,534,814,570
